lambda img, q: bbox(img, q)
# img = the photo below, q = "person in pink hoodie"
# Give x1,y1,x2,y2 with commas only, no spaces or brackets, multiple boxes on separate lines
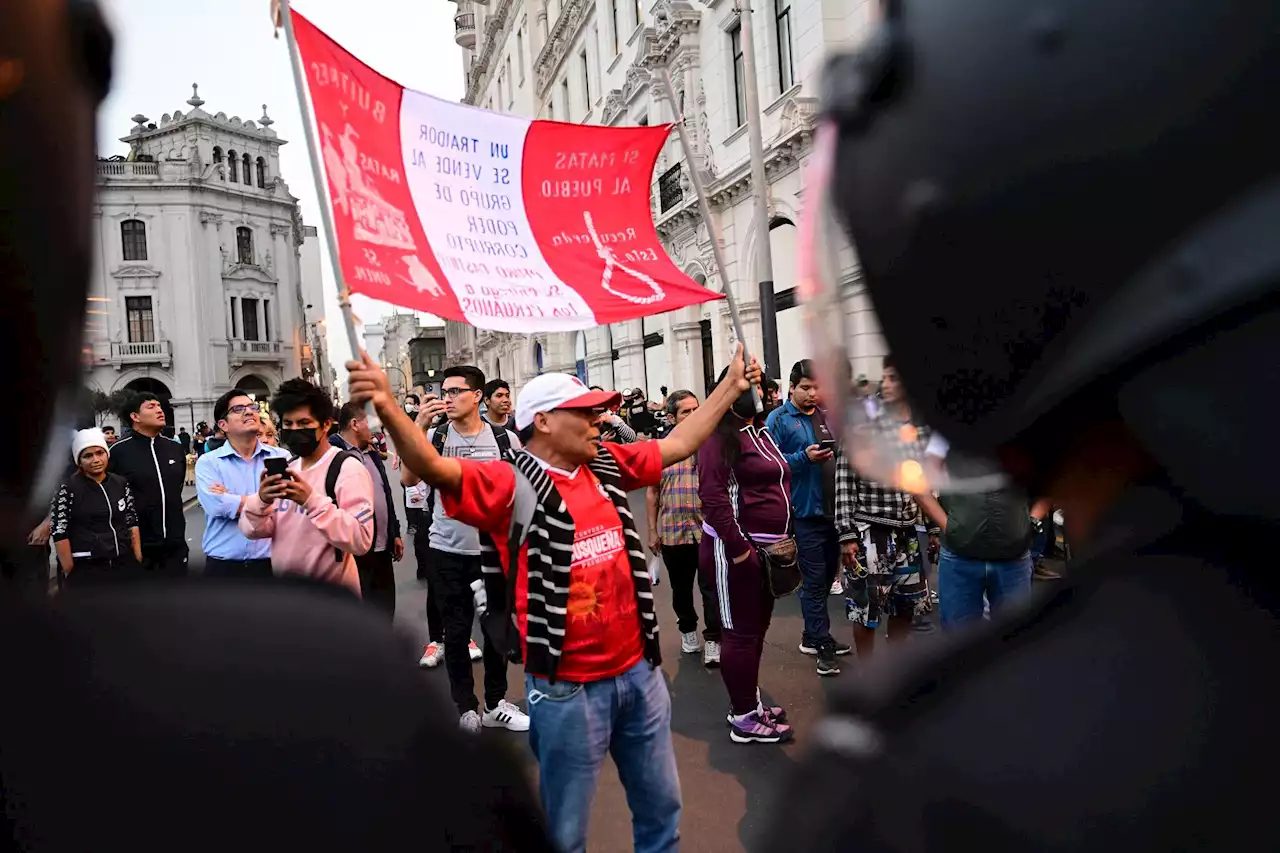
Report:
240,379,374,594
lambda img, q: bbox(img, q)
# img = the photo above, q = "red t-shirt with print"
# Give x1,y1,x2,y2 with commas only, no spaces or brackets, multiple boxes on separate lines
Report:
441,441,662,682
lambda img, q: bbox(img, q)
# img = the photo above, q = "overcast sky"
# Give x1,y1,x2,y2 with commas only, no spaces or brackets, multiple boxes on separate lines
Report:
97,0,463,368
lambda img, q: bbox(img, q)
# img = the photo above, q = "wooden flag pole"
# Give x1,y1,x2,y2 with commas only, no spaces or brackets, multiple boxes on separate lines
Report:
277,0,366,402
659,66,762,411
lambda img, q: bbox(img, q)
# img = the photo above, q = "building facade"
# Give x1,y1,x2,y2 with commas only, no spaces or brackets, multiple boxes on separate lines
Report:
445,0,886,399
87,85,325,431
299,225,337,397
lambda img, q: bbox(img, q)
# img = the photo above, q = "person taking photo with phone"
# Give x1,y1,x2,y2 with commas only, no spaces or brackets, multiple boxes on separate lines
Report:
238,379,375,593
765,359,848,676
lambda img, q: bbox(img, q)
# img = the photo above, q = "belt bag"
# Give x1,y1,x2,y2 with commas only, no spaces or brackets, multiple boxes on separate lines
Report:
756,536,801,599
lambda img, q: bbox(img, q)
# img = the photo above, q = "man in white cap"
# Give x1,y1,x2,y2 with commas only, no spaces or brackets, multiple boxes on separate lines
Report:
347,344,760,853
50,428,142,585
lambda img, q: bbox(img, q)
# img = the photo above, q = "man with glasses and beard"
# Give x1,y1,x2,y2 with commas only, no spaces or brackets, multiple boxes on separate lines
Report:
405,365,528,734
196,390,290,579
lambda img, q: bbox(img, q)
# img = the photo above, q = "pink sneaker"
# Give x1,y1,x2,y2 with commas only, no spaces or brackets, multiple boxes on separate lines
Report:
728,710,793,744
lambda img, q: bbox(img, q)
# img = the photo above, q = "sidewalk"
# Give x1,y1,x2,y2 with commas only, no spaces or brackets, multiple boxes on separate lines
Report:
182,483,198,508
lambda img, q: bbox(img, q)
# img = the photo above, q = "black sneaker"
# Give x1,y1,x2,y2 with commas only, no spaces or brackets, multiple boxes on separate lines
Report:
832,641,852,656
816,644,841,677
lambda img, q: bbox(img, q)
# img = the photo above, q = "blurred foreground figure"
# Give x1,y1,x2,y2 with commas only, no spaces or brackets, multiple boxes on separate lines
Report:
0,4,550,850
760,0,1279,850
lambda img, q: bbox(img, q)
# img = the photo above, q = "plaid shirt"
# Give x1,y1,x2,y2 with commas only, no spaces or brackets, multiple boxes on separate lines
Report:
655,457,702,546
834,409,932,540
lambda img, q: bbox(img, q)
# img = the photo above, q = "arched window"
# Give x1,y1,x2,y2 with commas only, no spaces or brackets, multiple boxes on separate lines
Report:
236,226,254,265
227,149,238,182
242,153,253,186
121,219,147,261
212,146,223,180
535,341,544,375
256,157,266,188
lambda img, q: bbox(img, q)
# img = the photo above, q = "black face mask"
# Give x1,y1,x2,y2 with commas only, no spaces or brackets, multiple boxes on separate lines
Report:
280,427,322,458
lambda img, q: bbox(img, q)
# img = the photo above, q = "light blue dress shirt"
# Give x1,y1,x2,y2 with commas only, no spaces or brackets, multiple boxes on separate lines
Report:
196,439,290,560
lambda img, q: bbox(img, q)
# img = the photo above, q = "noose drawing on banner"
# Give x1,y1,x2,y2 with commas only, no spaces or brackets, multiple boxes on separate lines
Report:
584,211,666,305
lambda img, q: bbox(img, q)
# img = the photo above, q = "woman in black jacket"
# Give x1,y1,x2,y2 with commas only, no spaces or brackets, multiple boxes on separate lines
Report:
51,428,141,585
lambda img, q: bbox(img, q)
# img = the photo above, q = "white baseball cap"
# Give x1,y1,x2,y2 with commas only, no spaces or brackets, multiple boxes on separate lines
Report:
515,374,621,430
72,427,109,463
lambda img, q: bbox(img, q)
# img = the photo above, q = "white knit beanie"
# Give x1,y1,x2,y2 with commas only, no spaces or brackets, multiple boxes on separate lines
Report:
72,427,109,463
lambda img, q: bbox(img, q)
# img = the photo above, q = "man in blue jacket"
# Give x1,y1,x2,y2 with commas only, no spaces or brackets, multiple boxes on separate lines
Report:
765,359,850,676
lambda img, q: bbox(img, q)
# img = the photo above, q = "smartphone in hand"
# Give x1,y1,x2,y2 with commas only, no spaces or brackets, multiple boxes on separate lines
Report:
263,457,290,479
817,439,838,453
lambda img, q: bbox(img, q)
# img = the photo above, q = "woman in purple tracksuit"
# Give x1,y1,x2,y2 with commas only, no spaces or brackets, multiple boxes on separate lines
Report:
698,380,795,744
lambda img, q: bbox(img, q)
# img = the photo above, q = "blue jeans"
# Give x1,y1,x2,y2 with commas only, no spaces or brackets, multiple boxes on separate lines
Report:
937,546,1033,629
526,659,681,853
795,516,839,647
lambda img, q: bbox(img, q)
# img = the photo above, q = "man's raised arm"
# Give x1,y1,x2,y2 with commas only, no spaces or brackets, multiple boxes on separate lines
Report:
346,352,463,494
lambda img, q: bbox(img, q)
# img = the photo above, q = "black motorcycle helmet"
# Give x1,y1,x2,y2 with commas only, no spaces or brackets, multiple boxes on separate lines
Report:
1,0,113,537
819,0,1279,516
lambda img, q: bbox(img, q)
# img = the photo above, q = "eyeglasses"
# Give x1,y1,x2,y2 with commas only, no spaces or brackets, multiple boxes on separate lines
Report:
441,387,479,399
228,403,262,415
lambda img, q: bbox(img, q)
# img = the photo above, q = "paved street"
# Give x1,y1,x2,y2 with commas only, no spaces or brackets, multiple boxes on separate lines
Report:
181,476,932,852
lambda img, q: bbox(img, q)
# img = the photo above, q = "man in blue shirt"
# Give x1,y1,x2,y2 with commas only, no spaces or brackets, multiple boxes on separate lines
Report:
196,390,289,578
765,359,850,676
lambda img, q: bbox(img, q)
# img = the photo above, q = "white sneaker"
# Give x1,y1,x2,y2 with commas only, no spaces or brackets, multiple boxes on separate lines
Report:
459,710,482,733
468,638,483,661
483,699,531,732
703,640,721,668
418,642,444,668
680,631,701,654
830,578,844,595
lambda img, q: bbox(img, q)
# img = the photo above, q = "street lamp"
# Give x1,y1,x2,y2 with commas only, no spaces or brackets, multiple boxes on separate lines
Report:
383,363,409,396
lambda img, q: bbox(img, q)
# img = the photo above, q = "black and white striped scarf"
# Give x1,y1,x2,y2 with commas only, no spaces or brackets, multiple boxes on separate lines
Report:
479,446,661,683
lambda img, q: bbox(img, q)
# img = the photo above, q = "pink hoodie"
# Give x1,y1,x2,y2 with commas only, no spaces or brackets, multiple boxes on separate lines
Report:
240,445,374,593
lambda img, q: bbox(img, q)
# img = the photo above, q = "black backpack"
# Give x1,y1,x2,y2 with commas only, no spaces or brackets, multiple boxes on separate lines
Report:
323,449,365,562
423,422,514,524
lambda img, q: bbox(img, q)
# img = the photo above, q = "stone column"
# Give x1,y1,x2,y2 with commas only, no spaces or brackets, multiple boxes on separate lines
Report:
256,298,266,343
668,318,704,394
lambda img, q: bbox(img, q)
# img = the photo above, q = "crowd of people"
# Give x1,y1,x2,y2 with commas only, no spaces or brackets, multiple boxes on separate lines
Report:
345,344,1058,850
4,2,1271,849
23,349,1057,851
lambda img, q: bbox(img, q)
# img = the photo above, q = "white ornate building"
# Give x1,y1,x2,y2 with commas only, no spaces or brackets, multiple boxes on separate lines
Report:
445,0,886,397
86,85,330,431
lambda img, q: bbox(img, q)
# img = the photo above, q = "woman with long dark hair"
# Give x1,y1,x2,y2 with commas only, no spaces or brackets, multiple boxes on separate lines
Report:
697,372,795,743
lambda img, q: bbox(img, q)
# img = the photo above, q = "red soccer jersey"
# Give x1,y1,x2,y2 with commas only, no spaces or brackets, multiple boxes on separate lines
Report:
442,441,662,681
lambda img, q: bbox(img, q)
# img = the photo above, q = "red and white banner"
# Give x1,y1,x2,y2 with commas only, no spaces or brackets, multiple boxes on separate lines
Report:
290,12,722,331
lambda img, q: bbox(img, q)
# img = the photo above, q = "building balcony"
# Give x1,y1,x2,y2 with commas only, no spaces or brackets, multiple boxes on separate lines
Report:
110,339,172,370
228,338,284,368
96,160,160,180
455,13,476,48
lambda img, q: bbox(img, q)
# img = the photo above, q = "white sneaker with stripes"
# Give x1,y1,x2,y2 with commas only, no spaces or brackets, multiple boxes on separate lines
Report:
482,699,530,732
